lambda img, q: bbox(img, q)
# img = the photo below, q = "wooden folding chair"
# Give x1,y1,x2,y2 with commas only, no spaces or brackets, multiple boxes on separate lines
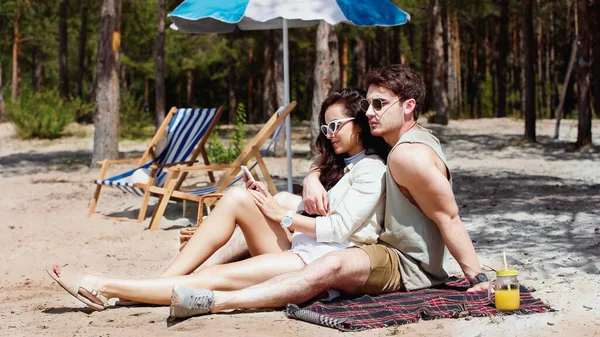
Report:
88,106,224,221
147,101,297,231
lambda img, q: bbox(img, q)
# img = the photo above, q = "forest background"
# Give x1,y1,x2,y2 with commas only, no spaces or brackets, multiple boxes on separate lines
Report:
0,0,597,165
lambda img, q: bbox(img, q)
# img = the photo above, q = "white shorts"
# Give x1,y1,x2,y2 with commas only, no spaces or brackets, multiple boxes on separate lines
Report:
290,231,350,264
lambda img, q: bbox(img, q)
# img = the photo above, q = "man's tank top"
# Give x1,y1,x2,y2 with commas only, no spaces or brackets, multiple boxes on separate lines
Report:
379,126,450,291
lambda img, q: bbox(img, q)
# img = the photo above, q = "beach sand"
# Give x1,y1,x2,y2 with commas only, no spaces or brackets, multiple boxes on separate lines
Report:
1,118,599,337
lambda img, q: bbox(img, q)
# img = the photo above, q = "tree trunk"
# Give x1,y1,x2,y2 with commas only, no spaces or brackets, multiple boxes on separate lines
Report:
576,0,592,148
87,52,96,104
564,1,577,117
186,70,195,107
523,0,536,142
519,18,527,119
91,0,121,166
311,22,334,156
511,19,519,115
11,8,20,103
496,0,509,117
592,0,600,118
228,64,237,124
341,36,349,88
429,0,449,125
447,9,460,116
328,26,341,91
428,0,449,124
154,0,166,132
119,63,127,89
31,47,44,93
262,31,276,120
78,5,88,99
59,0,69,98
421,20,431,112
391,28,401,64
536,0,544,118
484,24,491,77
143,79,149,110
554,41,577,139
0,59,5,122
549,7,558,118
273,31,286,157
353,38,367,89
247,48,254,117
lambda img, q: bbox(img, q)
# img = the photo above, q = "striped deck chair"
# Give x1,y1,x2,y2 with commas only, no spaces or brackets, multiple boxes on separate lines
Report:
147,101,297,231
88,106,224,222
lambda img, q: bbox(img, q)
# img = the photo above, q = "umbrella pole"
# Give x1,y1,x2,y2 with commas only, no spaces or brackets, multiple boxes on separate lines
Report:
283,19,293,193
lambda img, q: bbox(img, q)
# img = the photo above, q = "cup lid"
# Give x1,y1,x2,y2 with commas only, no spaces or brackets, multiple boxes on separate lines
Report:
496,269,518,276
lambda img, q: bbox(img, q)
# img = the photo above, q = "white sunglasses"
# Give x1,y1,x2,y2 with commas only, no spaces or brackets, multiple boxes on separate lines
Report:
320,117,355,136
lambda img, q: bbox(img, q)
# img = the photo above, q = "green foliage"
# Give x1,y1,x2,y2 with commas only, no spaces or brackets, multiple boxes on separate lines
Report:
7,88,87,139
207,103,247,164
479,75,494,118
119,90,154,139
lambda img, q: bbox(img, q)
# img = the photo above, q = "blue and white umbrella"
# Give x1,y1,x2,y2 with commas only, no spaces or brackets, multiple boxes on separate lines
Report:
169,0,410,192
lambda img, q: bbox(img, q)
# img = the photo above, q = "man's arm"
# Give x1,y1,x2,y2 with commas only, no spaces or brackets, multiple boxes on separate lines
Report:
302,156,328,215
388,144,486,290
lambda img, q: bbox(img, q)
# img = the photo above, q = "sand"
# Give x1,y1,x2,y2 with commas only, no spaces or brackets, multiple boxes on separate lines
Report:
0,118,599,337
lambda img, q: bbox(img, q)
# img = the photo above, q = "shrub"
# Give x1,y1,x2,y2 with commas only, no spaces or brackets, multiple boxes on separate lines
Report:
7,88,89,139
119,90,154,139
207,103,247,164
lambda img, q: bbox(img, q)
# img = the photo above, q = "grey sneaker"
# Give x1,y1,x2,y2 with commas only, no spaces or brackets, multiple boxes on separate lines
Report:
170,285,215,318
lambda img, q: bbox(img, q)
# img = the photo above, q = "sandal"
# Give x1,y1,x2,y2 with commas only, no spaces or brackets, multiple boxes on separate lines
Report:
46,265,109,311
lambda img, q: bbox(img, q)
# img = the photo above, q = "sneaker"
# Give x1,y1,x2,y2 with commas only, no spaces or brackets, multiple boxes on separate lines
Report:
170,285,215,318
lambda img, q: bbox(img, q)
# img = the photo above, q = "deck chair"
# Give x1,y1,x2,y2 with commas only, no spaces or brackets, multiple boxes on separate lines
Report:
147,101,297,231
88,106,224,221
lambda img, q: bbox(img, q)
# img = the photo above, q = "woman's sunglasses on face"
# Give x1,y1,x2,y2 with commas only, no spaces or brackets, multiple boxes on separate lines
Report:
321,117,355,136
359,98,401,113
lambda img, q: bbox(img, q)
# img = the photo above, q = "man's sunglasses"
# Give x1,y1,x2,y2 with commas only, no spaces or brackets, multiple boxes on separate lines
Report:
320,117,355,136
359,98,400,112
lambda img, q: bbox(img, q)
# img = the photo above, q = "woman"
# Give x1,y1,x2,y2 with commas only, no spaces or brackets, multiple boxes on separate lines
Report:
47,88,390,314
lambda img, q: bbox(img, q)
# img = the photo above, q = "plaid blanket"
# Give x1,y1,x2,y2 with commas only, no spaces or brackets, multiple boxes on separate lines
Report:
285,279,553,331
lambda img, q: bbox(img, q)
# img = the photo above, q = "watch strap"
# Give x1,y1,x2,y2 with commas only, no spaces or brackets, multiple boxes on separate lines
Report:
469,272,488,287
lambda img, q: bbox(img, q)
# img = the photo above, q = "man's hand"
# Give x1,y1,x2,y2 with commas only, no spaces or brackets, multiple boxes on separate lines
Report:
466,282,489,293
302,172,328,215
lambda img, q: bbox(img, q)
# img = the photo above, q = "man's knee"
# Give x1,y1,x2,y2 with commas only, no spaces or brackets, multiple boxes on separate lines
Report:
305,249,371,292
273,192,292,204
301,254,345,289
273,192,299,210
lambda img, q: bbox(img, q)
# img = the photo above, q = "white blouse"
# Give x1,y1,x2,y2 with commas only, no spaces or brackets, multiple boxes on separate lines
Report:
313,152,386,246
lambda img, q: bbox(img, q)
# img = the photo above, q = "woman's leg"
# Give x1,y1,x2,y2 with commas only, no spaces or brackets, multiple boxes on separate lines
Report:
160,187,297,277
54,252,305,305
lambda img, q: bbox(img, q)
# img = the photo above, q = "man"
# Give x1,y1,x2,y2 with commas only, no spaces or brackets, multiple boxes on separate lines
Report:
171,65,489,317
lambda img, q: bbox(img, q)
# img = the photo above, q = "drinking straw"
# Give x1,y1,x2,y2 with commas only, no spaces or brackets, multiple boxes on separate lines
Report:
503,252,511,290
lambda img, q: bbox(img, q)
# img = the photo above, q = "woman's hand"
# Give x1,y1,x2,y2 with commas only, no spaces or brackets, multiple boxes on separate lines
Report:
249,182,287,223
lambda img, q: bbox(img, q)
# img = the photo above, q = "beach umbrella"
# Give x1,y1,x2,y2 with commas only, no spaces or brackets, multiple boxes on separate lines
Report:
169,0,410,192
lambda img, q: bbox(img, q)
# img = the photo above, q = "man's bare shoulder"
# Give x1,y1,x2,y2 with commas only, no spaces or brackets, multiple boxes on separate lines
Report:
389,142,437,173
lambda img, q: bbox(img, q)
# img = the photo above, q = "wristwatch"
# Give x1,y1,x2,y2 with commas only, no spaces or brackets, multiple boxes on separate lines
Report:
280,210,295,228
470,272,489,287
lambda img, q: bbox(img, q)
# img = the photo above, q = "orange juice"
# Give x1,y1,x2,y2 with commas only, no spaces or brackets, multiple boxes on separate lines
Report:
494,288,520,310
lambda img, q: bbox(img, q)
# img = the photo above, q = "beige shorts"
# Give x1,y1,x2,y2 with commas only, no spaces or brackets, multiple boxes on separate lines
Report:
354,244,403,296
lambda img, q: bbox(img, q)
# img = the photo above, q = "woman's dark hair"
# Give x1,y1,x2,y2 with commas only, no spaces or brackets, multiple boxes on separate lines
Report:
315,88,390,191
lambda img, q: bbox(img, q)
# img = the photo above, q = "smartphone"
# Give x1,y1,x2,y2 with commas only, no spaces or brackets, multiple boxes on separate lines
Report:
241,165,256,183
